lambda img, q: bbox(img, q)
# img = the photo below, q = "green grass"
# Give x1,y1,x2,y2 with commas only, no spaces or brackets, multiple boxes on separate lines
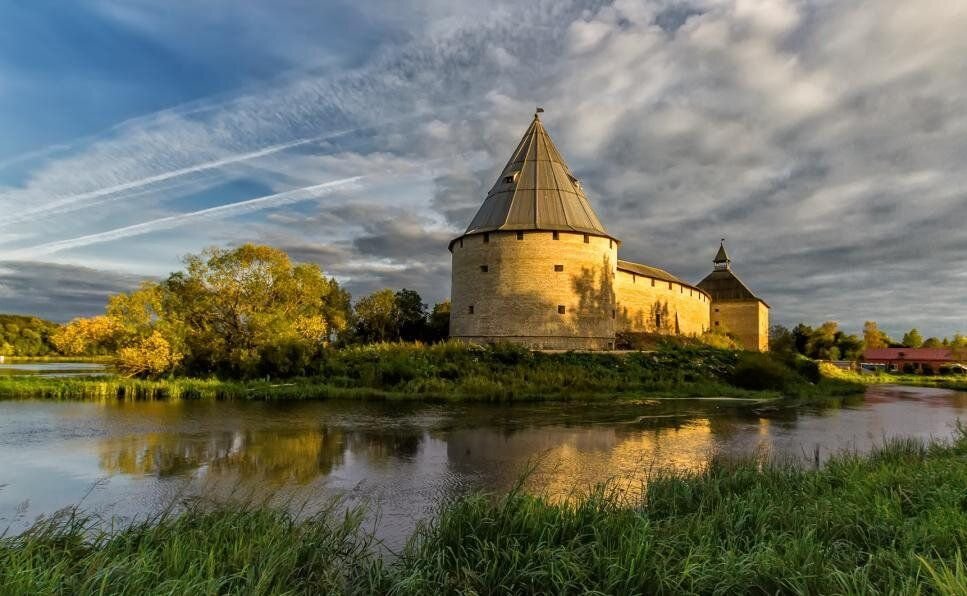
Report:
3,429,965,595
0,343,864,403
820,363,967,392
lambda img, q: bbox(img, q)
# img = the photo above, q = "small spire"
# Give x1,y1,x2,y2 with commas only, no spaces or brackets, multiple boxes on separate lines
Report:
534,106,544,120
713,239,730,270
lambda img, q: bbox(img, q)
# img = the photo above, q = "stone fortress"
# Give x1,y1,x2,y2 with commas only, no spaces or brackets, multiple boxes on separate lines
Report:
448,110,769,351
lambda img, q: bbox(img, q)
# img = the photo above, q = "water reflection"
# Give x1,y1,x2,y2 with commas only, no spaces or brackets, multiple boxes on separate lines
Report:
0,386,963,547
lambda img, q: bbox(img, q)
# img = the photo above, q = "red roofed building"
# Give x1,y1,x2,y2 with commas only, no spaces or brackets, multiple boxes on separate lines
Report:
862,348,965,374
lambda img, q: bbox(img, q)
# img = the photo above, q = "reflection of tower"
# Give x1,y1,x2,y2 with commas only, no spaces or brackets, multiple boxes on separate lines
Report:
697,240,770,351
448,109,619,350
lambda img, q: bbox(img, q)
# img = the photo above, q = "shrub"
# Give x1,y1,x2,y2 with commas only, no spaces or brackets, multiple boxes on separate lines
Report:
730,352,797,391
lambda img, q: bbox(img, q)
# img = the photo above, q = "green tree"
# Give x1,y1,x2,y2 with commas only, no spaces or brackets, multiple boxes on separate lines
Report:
791,323,812,355
353,289,399,343
901,328,923,348
921,337,943,348
806,321,839,359
426,301,451,343
394,289,427,342
769,325,794,354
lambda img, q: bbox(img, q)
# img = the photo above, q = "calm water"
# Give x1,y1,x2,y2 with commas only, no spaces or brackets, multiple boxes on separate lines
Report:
1,385,964,549
0,361,108,377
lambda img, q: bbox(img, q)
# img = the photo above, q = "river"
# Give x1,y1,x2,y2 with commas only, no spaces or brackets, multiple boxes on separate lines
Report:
0,384,964,550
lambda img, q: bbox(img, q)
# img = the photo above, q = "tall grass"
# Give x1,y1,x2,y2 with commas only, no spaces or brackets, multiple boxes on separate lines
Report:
3,430,965,594
0,342,864,403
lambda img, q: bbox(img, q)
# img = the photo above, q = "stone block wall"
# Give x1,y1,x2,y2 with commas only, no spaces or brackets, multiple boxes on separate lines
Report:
614,269,711,336
450,230,618,350
710,300,769,351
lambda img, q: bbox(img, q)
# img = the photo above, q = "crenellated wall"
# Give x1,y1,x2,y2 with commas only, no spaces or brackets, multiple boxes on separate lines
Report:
450,230,618,350
614,269,710,336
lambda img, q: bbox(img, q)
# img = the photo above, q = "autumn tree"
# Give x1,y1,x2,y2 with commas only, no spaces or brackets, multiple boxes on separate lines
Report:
51,316,123,355
166,244,350,375
862,321,889,350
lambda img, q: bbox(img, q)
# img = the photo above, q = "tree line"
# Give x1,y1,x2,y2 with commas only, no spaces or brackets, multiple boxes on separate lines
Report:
0,314,61,357
42,244,450,377
770,321,967,362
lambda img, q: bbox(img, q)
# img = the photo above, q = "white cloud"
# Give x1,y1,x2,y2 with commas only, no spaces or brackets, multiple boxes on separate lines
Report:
2,0,966,336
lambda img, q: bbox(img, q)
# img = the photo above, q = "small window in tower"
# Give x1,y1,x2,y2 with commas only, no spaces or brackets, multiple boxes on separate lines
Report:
554,264,564,272
609,239,613,248
459,239,463,248
668,282,673,290
468,305,474,314
714,308,719,312
651,279,655,287
516,231,524,240
714,321,720,326
503,171,518,184
583,234,590,244
611,309,616,319
480,265,488,273
632,274,636,283
483,233,490,243
557,305,566,315
552,231,559,240
680,286,684,293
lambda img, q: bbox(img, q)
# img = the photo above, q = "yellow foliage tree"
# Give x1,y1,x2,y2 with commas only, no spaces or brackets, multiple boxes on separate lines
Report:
116,331,182,378
51,316,122,355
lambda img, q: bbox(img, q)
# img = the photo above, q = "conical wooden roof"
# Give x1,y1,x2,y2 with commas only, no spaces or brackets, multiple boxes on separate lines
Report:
460,112,615,240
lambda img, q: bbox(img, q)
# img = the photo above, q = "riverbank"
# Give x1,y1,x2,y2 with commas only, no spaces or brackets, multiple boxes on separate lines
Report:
819,362,967,392
2,429,964,594
0,343,863,402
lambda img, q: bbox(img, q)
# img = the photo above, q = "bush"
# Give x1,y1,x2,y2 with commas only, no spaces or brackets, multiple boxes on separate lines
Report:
730,353,798,391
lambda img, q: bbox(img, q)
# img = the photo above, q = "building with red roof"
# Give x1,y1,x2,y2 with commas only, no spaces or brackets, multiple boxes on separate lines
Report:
862,348,965,374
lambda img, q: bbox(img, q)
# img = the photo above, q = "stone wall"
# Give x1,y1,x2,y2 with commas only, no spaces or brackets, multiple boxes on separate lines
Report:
450,230,618,350
711,300,769,351
614,269,711,336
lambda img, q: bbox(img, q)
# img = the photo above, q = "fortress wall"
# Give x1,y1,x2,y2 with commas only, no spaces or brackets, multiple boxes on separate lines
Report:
711,300,770,351
450,230,618,350
615,269,710,336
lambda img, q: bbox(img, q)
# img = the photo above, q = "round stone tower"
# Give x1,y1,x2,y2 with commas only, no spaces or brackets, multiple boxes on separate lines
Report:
448,110,619,350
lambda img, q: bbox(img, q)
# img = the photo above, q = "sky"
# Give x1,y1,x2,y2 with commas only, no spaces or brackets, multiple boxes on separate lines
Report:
0,0,965,340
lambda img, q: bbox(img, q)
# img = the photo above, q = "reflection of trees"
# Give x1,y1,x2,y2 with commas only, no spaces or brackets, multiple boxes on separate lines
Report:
346,430,422,462
98,424,425,485
98,432,228,477
210,428,347,483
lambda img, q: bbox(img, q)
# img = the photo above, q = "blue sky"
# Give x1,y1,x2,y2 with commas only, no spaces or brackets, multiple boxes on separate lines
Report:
0,0,965,340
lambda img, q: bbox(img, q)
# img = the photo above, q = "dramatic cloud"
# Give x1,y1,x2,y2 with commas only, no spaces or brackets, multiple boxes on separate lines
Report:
1,0,964,337
0,262,147,321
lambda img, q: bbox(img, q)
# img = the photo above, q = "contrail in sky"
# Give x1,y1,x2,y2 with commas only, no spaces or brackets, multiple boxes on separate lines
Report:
0,135,343,227
9,176,364,258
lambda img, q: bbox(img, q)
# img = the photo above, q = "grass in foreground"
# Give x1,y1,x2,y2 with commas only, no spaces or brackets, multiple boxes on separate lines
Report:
3,430,965,595
0,343,864,403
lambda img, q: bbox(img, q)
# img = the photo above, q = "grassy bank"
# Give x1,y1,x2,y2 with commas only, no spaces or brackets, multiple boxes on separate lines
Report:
819,362,967,392
0,343,862,402
3,430,965,594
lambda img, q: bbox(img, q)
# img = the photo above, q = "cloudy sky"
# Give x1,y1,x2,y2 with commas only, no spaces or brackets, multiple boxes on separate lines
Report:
1,0,965,338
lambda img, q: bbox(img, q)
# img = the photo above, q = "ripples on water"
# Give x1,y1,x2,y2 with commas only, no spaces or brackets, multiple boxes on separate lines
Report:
0,384,963,549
